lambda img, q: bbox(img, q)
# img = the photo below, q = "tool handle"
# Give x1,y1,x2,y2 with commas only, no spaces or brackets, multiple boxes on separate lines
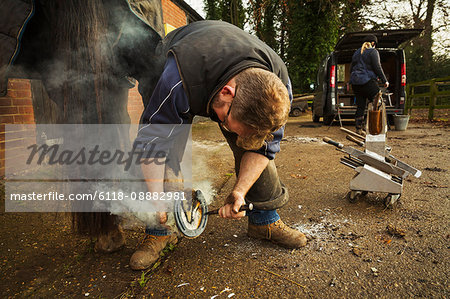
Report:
207,203,253,215
340,127,365,140
323,137,343,149
346,135,364,147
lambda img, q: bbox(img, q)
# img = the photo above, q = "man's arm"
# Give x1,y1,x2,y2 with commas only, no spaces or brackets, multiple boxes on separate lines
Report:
218,151,269,219
134,56,191,224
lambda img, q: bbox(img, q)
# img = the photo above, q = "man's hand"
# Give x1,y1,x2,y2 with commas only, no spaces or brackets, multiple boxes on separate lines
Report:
218,191,246,219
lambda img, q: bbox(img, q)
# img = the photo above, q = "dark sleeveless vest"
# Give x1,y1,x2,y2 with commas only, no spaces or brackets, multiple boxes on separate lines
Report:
157,20,289,117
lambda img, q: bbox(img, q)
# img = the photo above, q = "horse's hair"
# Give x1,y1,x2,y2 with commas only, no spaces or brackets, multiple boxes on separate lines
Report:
46,0,120,235
47,0,113,124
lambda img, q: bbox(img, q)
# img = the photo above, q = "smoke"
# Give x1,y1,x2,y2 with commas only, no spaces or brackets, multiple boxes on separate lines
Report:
193,180,216,205
92,182,178,231
103,182,216,232
103,138,221,232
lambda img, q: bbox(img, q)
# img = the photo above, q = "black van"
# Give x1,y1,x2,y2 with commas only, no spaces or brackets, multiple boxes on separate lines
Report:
312,29,422,125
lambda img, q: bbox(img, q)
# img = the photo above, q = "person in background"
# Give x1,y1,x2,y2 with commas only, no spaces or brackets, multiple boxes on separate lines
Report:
350,34,389,134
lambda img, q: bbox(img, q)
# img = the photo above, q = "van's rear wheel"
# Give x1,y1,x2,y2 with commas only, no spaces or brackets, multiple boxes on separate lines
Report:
292,108,302,117
313,114,320,122
323,114,335,125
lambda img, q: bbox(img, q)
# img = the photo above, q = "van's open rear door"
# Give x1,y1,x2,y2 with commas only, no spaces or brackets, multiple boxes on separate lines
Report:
335,29,423,50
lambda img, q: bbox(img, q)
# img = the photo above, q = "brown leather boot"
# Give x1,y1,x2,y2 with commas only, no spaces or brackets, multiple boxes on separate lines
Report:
94,226,125,253
129,234,178,270
248,219,307,249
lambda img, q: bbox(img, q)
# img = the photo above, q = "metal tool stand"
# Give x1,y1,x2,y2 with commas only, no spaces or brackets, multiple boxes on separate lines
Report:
325,103,421,207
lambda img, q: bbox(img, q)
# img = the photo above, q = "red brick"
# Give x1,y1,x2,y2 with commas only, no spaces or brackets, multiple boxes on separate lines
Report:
12,98,33,106
128,105,143,110
4,138,26,149
13,115,35,124
5,128,35,140
3,124,34,135
0,107,18,115
18,106,35,114
0,99,13,106
127,97,141,103
7,89,32,98
162,0,187,28
128,103,143,109
0,115,14,123
129,114,142,124
8,79,31,90
129,90,140,96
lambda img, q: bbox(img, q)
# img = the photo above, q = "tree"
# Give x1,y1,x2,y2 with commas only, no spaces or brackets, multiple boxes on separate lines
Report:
338,0,370,35
364,0,450,82
204,0,222,20
248,0,370,93
285,1,341,92
247,0,280,53
204,0,246,28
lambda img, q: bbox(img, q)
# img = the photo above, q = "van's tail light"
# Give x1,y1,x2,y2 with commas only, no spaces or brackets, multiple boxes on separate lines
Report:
401,63,406,86
330,65,336,88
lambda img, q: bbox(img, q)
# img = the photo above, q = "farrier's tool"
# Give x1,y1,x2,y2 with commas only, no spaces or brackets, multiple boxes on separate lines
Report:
324,102,421,207
174,189,253,238
340,127,365,140
346,134,364,147
206,203,253,215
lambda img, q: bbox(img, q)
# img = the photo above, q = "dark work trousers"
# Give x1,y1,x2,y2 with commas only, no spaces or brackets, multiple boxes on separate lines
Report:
220,126,289,210
352,79,380,119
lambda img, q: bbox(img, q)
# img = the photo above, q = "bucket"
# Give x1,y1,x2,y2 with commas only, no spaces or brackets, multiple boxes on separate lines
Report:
394,115,410,131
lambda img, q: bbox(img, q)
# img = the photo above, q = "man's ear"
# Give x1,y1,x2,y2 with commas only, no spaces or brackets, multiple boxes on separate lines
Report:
220,85,236,98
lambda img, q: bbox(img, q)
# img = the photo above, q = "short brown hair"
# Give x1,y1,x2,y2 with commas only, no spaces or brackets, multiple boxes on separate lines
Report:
232,68,290,150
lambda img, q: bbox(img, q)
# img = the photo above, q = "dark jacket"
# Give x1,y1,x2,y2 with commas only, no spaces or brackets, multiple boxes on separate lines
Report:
350,47,387,86
156,20,290,117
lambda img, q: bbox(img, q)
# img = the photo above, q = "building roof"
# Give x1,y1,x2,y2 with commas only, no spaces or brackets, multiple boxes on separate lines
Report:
171,0,203,22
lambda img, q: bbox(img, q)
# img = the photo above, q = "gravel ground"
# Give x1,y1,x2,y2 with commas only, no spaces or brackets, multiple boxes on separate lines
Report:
1,111,448,298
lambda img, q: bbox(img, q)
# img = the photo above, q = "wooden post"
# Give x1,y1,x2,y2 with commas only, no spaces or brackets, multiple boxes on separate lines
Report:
428,80,436,121
406,84,415,115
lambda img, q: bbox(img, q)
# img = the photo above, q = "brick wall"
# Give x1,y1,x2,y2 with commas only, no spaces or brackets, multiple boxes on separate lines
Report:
127,0,190,124
127,84,144,124
161,0,187,29
0,79,36,176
